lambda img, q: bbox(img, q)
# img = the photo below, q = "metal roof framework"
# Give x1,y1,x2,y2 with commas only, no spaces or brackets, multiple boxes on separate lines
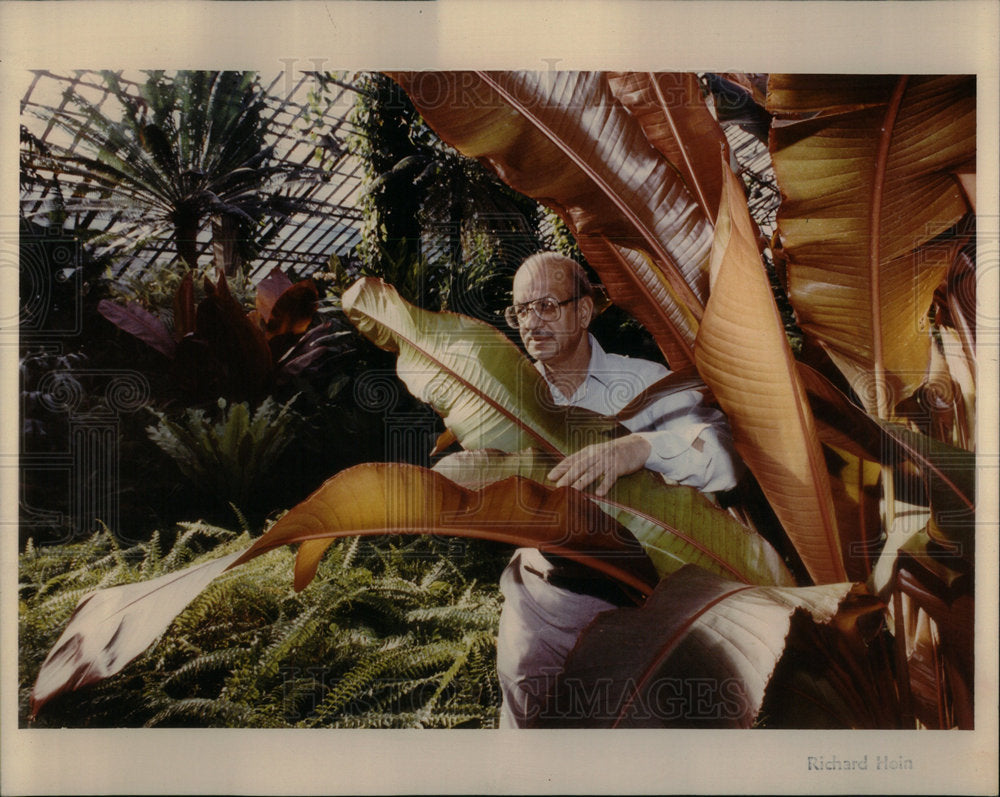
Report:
19,69,369,283
19,70,780,286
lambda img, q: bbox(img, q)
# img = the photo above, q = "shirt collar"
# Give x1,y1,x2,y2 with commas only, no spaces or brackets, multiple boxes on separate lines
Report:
534,333,612,403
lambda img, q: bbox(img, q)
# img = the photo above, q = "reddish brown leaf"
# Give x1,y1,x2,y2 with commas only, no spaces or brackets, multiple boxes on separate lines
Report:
695,160,845,583
430,428,458,457
265,279,318,338
608,71,730,224
192,272,272,401
231,462,659,596
172,271,196,339
797,362,886,462
388,71,715,366
254,266,294,323
540,565,868,728
30,462,659,716
97,299,176,359
574,234,697,369
769,74,975,418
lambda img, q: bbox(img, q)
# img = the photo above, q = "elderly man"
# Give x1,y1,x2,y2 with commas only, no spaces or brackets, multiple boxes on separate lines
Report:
497,251,740,728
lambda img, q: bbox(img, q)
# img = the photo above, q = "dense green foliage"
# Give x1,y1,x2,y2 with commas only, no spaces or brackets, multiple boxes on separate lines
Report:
20,525,508,728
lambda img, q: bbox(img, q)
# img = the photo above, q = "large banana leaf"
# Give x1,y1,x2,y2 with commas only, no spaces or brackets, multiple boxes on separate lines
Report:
768,74,976,417
232,462,659,595
342,276,616,455
434,449,793,586
695,160,845,584
607,71,730,225
30,552,243,717
387,71,713,364
540,565,879,728
941,249,976,359
344,278,792,586
31,462,657,716
895,538,974,729
566,235,697,369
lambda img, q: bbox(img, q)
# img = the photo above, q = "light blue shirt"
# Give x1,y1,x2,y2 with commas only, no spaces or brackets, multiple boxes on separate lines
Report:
536,334,740,493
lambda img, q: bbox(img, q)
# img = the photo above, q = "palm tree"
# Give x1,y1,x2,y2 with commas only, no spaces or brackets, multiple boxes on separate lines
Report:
24,70,311,274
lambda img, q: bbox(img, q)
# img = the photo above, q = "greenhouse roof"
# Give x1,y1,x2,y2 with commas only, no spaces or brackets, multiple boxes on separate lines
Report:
20,69,369,282
19,70,779,285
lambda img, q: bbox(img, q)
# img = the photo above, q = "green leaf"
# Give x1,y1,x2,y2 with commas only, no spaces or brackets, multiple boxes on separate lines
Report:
434,449,793,586
342,276,616,456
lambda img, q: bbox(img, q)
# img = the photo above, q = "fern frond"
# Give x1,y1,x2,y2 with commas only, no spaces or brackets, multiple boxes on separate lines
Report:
306,650,399,726
34,587,93,622
328,711,421,729
170,567,288,641
405,600,501,633
67,530,115,571
146,697,254,727
140,530,162,577
415,707,497,729
160,521,239,572
162,648,253,693
229,503,252,536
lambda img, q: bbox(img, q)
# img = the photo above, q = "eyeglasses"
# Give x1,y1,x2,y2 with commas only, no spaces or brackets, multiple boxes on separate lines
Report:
504,296,578,329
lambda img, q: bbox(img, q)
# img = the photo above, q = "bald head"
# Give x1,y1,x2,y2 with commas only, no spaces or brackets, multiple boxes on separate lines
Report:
512,252,594,369
513,252,594,305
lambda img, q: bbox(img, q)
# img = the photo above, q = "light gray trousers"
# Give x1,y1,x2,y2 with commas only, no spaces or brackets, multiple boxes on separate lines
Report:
496,548,619,728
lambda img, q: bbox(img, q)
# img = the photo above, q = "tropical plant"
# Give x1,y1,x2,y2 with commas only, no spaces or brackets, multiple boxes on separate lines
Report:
382,70,976,728
28,461,656,718
26,71,978,731
22,70,313,274
345,72,548,322
97,267,346,403
146,395,301,510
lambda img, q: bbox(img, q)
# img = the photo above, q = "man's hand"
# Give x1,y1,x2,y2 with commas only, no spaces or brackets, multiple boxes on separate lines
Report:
547,435,652,497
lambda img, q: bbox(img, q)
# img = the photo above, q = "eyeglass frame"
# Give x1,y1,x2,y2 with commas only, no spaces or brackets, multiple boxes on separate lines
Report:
503,295,579,329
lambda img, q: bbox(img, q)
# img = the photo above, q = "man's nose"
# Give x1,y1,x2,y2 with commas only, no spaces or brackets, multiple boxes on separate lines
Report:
521,309,543,330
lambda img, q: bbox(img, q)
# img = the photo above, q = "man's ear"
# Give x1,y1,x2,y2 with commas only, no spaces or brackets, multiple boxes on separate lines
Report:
578,295,595,328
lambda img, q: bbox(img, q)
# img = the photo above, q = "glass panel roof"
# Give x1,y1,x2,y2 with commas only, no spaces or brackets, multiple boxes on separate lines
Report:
20,69,368,283
20,70,780,283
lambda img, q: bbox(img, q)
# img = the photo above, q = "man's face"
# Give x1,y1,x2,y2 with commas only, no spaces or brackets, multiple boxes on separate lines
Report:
511,262,592,366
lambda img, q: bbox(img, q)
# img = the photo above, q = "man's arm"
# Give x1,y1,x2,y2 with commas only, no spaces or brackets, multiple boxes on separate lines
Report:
548,388,741,496
547,434,653,497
